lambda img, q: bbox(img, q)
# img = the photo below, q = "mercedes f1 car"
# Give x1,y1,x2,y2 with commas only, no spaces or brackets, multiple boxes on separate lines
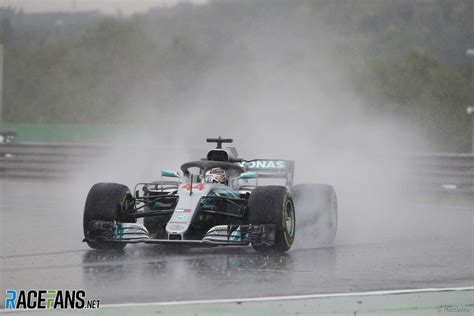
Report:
83,137,337,253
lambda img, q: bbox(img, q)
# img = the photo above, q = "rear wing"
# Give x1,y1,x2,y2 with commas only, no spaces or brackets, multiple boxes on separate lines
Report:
237,159,295,188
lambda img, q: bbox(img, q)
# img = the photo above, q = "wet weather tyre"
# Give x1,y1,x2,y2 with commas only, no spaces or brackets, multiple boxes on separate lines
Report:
248,186,296,253
292,184,337,247
83,183,132,250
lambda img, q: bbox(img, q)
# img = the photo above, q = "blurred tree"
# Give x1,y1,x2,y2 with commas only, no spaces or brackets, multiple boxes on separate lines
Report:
0,0,472,151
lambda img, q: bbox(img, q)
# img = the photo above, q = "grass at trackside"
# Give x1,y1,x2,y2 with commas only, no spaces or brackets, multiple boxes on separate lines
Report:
0,122,126,143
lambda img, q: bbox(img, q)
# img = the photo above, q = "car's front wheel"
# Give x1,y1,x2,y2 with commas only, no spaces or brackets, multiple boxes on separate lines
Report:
83,182,134,250
248,186,296,253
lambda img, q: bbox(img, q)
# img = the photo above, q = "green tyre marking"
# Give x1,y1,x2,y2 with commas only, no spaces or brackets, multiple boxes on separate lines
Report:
282,193,295,248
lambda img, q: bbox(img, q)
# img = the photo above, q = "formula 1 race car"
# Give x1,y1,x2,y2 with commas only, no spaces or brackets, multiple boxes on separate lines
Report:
83,137,337,253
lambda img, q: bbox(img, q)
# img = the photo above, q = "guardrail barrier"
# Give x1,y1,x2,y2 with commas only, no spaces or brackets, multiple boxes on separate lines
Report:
0,143,472,195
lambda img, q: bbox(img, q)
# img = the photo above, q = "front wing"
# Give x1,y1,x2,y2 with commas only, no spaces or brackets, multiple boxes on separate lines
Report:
83,221,276,247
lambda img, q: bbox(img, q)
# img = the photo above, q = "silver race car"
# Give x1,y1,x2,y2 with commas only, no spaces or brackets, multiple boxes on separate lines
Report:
82,137,337,253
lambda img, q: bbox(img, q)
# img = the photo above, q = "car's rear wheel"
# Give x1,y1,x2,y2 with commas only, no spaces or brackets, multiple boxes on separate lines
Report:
248,186,296,253
292,184,337,247
83,183,134,250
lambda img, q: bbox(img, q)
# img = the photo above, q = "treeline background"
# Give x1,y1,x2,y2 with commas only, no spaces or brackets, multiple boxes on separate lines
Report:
0,0,473,152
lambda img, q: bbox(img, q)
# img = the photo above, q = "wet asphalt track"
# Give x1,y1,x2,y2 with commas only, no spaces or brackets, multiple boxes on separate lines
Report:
1,179,473,307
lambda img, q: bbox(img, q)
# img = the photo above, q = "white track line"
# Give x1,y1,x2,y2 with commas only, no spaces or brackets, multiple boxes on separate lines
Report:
1,286,472,313
100,286,474,308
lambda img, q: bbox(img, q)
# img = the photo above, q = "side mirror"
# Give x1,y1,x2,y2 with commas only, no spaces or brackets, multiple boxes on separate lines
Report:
239,171,257,179
161,170,180,178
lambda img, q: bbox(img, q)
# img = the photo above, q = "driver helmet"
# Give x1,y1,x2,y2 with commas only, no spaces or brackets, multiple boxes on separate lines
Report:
205,167,228,185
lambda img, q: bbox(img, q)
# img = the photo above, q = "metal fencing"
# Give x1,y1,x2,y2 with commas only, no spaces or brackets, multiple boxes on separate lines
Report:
405,153,473,195
0,142,472,195
0,143,109,178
